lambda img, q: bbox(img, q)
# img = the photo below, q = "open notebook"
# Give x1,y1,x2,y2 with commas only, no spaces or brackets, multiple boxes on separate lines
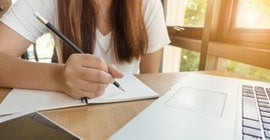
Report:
0,74,159,115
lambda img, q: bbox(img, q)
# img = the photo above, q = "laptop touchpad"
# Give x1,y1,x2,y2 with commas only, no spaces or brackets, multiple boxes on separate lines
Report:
165,87,226,117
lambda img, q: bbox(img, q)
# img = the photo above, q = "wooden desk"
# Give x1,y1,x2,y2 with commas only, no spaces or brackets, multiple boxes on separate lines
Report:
0,71,249,140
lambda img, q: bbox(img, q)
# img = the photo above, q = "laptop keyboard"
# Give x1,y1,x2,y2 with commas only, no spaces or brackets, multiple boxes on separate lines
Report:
242,85,270,140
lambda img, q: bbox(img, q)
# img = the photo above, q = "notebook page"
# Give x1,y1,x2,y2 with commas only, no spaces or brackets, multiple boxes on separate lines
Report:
0,74,159,115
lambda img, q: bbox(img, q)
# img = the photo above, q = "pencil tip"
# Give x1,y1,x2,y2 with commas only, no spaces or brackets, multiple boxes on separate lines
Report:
119,87,125,92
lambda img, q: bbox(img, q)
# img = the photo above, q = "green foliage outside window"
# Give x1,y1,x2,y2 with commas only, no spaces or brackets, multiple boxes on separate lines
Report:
180,0,204,71
184,0,207,27
180,49,199,71
227,60,270,82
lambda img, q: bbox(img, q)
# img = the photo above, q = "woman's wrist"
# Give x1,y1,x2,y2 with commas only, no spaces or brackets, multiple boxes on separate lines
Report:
50,63,66,93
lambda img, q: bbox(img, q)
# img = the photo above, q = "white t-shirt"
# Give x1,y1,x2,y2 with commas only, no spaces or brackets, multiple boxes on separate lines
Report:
1,0,170,74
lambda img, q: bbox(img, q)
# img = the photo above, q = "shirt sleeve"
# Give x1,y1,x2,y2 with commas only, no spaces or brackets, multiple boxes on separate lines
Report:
0,0,56,42
143,0,171,54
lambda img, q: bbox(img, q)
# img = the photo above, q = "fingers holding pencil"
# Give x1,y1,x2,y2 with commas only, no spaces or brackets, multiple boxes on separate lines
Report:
34,12,125,101
59,54,119,99
108,65,124,79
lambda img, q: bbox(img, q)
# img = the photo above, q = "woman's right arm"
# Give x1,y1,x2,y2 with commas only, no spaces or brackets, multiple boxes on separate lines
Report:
0,23,123,99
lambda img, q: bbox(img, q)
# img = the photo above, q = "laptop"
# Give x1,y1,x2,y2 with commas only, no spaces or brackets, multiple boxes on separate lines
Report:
0,111,82,140
109,73,270,140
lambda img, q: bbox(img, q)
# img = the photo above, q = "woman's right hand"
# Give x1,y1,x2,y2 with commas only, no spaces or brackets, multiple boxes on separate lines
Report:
58,54,123,99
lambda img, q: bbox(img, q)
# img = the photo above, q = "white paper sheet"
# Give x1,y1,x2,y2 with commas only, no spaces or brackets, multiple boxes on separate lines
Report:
0,74,159,115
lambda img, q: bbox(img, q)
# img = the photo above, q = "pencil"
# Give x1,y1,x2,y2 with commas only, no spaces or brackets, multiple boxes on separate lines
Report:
34,12,124,104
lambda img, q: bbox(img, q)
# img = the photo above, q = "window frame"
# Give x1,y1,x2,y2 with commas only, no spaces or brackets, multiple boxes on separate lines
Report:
217,0,270,49
167,0,270,70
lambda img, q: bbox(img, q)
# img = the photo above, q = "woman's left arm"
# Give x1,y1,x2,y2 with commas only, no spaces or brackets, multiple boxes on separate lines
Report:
140,48,163,73
140,0,170,73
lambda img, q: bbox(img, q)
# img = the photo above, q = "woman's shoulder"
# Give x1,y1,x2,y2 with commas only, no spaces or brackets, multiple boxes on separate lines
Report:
13,0,56,14
1,0,57,42
142,0,161,8
12,0,56,21
142,0,165,21
142,0,163,15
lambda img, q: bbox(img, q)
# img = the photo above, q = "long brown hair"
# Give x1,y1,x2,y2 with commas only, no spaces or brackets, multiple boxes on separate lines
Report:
58,0,148,63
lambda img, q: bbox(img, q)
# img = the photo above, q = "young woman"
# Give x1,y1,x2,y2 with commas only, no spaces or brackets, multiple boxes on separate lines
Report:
0,0,170,99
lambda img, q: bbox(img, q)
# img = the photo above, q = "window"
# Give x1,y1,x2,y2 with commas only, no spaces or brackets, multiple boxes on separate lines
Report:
163,0,207,72
184,0,207,27
27,33,55,63
237,0,270,29
164,0,270,79
180,49,199,71
217,0,270,49
227,60,270,82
